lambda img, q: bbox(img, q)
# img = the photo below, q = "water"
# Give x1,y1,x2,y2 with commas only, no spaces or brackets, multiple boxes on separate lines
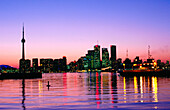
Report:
0,72,170,110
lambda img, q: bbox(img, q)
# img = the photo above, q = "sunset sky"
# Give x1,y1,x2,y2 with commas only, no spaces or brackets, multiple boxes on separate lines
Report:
0,0,170,68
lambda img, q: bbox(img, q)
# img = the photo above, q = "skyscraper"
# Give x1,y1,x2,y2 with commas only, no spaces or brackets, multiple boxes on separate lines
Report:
94,45,101,69
102,48,109,68
87,50,94,69
110,45,116,61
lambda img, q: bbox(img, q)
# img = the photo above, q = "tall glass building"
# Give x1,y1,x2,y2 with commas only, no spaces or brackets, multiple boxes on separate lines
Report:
94,45,101,69
102,48,109,68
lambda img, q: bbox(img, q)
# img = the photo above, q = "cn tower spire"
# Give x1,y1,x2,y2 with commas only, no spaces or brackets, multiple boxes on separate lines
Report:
21,23,26,60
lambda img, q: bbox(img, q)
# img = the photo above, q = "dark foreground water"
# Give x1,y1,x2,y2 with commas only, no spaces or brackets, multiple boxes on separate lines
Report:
0,72,170,110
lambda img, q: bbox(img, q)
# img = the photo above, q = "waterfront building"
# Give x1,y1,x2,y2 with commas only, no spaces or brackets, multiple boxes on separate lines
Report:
94,45,101,69
110,45,116,61
87,50,94,69
110,45,116,68
32,58,38,73
53,59,59,73
19,59,26,73
40,58,53,73
77,57,84,70
62,56,67,72
117,58,124,70
85,53,91,70
123,58,132,69
25,59,31,73
53,56,67,72
83,57,88,70
102,48,109,68
68,61,77,72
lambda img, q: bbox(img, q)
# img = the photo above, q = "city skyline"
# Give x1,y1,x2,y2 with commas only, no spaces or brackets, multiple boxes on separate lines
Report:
1,0,170,68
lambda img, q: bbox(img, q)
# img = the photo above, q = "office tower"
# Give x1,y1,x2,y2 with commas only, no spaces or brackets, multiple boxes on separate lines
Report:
32,58,38,73
102,48,109,68
94,45,101,69
88,50,94,69
19,25,26,73
110,45,116,61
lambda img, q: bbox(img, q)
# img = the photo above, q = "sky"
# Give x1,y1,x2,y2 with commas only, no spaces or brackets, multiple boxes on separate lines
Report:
0,0,170,68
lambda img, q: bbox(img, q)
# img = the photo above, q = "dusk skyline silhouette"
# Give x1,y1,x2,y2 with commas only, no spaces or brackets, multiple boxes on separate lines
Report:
0,0,170,68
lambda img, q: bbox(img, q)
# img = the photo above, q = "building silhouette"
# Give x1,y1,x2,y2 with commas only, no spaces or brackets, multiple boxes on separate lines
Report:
19,25,26,73
87,50,94,69
32,58,38,73
94,45,101,69
40,58,53,73
39,56,67,73
102,48,109,68
25,59,31,73
110,45,116,61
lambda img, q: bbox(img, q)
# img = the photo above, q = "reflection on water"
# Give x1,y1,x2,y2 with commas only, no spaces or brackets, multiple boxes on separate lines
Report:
0,72,170,109
21,79,25,110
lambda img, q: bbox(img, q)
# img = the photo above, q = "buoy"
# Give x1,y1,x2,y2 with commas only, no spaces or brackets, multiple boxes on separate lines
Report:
47,81,50,90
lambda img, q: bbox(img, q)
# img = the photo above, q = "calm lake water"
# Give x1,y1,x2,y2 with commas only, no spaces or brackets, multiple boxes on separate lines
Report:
0,72,170,110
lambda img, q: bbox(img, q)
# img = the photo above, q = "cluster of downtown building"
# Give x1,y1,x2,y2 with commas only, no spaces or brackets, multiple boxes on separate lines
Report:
68,45,170,72
19,44,117,73
19,57,67,73
68,45,116,72
2,26,170,74
19,44,170,73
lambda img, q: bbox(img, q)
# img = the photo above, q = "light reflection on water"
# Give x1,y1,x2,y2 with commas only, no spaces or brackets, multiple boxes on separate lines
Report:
0,72,170,109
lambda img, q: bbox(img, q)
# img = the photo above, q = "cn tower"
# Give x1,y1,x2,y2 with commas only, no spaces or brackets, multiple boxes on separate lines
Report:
21,24,25,60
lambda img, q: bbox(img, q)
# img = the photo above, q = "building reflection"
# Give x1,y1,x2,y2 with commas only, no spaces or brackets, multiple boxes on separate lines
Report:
123,77,127,103
110,73,118,108
0,73,163,109
88,72,118,108
17,73,159,109
121,75,159,103
95,72,100,108
152,77,158,102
